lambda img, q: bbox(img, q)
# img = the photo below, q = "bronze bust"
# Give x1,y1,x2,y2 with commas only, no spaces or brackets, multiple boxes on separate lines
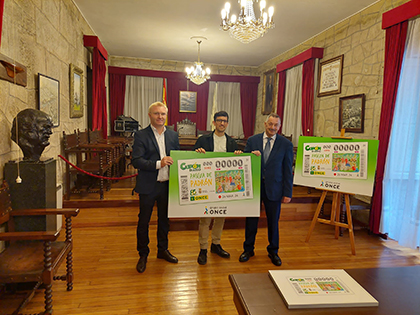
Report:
11,109,54,162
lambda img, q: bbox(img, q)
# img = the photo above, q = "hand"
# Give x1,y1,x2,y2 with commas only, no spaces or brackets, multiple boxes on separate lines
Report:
282,196,291,203
161,156,174,167
234,150,243,155
251,150,261,157
195,148,206,154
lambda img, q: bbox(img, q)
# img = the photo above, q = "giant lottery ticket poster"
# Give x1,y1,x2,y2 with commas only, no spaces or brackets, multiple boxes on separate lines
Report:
294,136,379,196
168,151,261,218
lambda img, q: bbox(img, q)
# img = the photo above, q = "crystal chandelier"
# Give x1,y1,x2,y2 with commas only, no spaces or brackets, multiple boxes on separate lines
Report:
185,39,211,85
220,0,274,44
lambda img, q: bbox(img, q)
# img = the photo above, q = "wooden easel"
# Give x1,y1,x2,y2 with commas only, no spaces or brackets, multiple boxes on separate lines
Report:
305,190,355,254
305,129,356,255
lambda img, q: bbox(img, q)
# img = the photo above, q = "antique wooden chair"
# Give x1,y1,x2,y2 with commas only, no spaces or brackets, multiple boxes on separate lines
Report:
0,181,79,314
62,130,112,200
88,129,127,177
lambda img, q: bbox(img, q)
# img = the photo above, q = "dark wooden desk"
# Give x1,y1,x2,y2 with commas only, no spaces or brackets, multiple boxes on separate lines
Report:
229,266,420,315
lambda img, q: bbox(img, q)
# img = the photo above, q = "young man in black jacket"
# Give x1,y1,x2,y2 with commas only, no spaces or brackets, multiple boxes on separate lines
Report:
193,111,242,265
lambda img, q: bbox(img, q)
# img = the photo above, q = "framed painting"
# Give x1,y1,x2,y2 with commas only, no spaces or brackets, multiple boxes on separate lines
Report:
179,91,197,113
38,73,60,127
317,55,344,97
262,69,276,115
339,94,365,133
70,64,84,118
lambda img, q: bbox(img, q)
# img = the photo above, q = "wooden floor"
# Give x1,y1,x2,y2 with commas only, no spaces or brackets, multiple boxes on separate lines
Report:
1,206,420,314
2,170,420,314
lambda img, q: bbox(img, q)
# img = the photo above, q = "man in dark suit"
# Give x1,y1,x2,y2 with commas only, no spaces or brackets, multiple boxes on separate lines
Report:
131,101,180,273
239,113,294,266
193,111,242,265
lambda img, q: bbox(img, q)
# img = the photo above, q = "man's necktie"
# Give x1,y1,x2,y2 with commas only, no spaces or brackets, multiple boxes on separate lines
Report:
264,138,272,164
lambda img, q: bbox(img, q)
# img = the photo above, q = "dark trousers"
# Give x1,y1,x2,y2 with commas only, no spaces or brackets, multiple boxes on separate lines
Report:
137,181,169,257
243,181,281,254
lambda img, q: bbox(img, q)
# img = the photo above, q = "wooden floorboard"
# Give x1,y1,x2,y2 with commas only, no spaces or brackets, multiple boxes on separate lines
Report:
1,205,419,315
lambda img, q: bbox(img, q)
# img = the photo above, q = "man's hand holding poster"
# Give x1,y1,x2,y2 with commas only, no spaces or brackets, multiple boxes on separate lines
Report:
168,151,261,218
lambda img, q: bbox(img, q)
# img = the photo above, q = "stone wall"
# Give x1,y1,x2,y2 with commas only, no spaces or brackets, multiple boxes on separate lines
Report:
0,0,95,187
109,55,258,77
255,0,410,136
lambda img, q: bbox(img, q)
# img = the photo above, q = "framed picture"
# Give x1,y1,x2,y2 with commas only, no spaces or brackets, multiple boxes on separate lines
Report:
339,94,365,133
317,55,344,97
179,91,197,113
70,64,84,118
38,73,60,127
262,69,276,115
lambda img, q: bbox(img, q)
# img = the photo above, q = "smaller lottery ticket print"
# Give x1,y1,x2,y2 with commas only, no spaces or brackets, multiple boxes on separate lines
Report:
177,155,253,205
302,142,368,179
288,276,352,296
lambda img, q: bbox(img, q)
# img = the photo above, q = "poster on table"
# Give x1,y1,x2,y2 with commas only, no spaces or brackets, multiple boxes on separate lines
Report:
293,136,379,196
168,151,261,218
269,269,378,309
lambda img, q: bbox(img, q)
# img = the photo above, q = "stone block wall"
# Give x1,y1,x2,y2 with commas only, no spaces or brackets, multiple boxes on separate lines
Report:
0,0,95,187
109,55,258,77
256,0,410,137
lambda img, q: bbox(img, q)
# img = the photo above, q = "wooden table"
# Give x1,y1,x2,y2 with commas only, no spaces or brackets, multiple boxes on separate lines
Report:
229,266,420,315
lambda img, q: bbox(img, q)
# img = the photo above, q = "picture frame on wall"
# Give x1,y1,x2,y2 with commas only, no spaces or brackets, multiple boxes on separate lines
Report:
262,69,276,115
339,94,365,133
70,64,84,118
179,91,197,113
38,73,60,127
317,55,344,97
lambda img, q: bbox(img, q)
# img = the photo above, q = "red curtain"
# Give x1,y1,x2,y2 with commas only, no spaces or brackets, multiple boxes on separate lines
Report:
369,21,408,234
0,0,4,48
109,73,126,135
240,82,258,138
189,82,210,132
276,71,286,134
108,67,260,135
92,47,108,139
302,59,315,136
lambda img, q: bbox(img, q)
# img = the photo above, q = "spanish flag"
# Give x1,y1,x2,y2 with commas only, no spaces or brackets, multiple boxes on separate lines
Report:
163,79,168,125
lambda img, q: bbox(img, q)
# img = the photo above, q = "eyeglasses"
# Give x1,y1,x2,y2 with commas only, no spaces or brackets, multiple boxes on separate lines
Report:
215,119,228,123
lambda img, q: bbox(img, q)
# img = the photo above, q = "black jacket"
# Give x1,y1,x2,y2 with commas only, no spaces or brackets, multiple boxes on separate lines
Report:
193,131,238,152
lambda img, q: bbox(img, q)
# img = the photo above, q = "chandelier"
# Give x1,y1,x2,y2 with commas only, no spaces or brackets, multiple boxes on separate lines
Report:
185,39,211,85
220,0,274,44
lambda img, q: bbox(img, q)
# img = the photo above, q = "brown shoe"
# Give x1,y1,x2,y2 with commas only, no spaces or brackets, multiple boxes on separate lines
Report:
157,250,178,263
136,256,147,273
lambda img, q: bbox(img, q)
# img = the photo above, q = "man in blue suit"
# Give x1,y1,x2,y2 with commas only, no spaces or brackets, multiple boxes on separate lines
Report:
131,101,180,273
239,113,294,266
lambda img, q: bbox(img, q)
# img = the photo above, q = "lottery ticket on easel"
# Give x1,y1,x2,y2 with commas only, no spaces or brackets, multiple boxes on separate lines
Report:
177,155,253,205
302,142,368,179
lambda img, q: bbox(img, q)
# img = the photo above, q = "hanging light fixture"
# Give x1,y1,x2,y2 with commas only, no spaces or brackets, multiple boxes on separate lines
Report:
185,37,211,85
220,0,274,44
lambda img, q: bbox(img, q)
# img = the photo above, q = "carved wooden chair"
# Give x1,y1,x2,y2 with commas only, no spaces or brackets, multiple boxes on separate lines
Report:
62,130,112,200
177,118,196,137
88,129,127,177
0,181,79,314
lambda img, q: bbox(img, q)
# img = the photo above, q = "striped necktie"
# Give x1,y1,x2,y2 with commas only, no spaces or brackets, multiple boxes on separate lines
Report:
264,137,272,164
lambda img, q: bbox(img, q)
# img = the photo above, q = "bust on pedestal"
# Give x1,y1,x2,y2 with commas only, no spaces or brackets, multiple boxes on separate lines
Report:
5,109,57,231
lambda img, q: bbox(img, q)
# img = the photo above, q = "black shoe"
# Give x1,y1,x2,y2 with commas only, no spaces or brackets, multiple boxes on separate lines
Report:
268,253,282,266
197,249,207,265
157,250,178,263
136,256,147,273
211,243,230,258
239,251,254,262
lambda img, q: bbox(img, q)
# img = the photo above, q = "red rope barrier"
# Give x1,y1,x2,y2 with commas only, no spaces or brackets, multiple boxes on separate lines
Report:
58,154,137,180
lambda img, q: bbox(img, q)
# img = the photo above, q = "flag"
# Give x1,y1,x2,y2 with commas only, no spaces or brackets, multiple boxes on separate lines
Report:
163,79,168,125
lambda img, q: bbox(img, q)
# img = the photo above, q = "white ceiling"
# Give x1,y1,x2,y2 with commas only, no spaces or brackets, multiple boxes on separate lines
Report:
73,0,380,67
